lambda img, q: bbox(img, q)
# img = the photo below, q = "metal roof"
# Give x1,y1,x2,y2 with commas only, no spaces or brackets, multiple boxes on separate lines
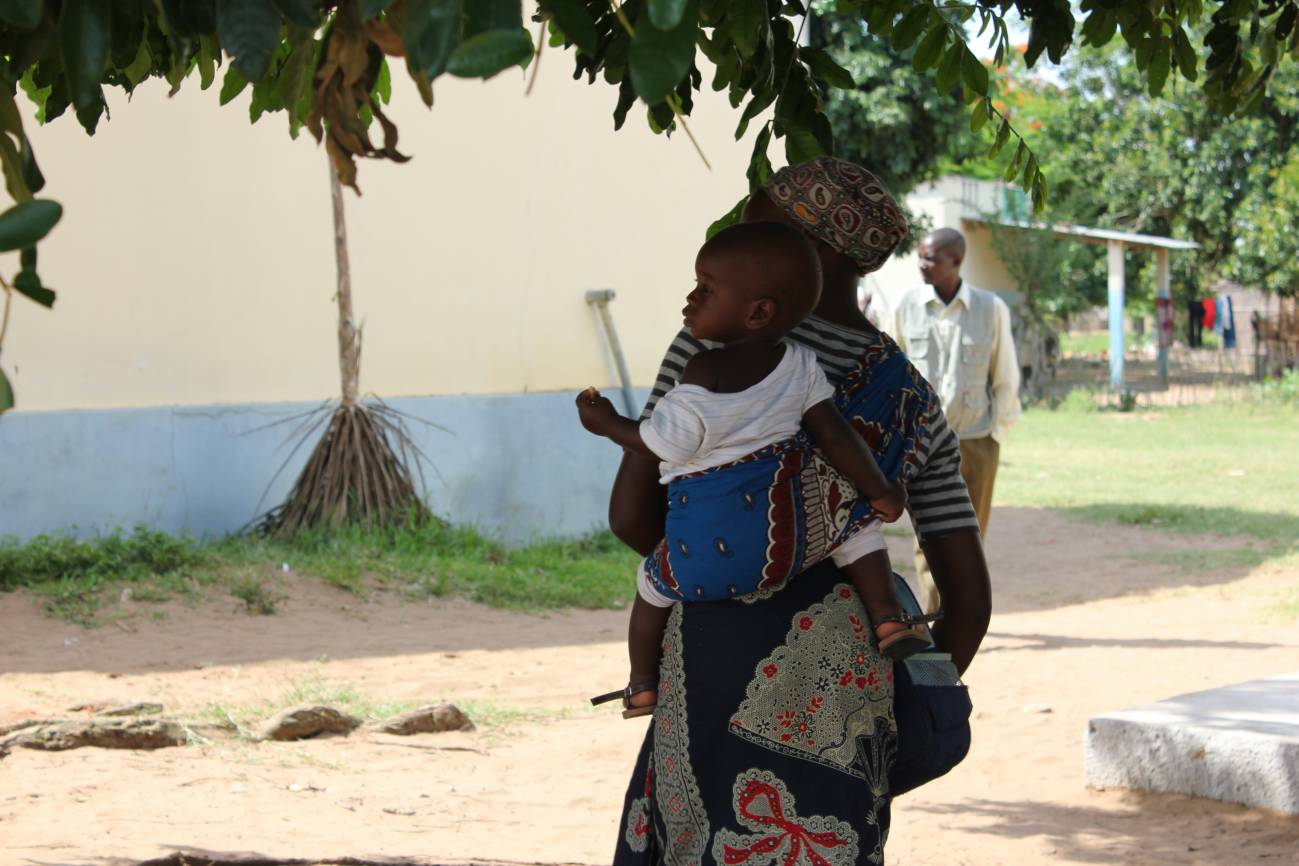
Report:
965,217,1200,251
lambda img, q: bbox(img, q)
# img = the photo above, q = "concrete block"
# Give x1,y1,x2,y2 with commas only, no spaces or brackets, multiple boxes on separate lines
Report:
1085,672,1299,814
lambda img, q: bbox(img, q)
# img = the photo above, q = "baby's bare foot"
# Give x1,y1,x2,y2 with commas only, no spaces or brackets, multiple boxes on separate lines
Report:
874,620,908,641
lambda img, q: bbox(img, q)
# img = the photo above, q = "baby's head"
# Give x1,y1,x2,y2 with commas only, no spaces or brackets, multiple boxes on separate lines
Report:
684,221,822,343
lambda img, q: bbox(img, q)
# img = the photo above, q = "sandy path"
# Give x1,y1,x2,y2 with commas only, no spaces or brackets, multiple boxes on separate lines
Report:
2,507,1297,866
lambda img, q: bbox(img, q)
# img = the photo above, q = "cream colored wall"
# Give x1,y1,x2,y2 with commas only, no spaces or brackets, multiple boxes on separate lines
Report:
958,221,1018,295
865,181,1018,332
863,188,948,326
4,52,766,412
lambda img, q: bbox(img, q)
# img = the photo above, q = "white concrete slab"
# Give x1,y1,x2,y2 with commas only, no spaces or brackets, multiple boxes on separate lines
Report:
1085,672,1299,814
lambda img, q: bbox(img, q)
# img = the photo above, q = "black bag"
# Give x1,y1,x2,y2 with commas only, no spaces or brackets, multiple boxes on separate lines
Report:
887,574,973,797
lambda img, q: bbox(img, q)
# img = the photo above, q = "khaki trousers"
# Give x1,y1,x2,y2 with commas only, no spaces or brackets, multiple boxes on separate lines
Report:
914,435,1000,613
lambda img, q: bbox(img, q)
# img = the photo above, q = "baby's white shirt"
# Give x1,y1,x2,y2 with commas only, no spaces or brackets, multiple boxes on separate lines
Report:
639,341,836,483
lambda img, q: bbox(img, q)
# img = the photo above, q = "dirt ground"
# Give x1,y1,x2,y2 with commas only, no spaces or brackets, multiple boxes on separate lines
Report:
2,506,1297,866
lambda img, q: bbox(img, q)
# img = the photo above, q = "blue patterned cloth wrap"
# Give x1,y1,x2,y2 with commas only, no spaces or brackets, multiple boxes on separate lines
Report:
644,340,932,603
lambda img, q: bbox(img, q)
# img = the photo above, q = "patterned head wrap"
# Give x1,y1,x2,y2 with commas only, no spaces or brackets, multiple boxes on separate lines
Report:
761,157,908,274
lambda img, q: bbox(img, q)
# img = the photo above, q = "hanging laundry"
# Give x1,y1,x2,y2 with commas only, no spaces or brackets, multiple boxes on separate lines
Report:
1187,298,1204,347
1221,295,1237,349
1202,297,1216,331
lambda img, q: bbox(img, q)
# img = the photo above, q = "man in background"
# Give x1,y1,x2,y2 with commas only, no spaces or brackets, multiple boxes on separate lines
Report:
891,227,1020,613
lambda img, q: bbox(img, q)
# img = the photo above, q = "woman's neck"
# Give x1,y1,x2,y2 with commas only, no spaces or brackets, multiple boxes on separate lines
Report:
812,275,878,334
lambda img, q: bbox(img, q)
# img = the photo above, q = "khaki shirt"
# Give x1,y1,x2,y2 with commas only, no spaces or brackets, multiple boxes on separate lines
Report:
890,282,1021,442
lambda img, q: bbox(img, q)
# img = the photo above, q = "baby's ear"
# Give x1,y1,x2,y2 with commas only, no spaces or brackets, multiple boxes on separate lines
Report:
747,298,777,329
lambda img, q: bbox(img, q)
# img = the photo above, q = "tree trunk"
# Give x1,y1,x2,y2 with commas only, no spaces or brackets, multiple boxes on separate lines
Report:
330,161,361,407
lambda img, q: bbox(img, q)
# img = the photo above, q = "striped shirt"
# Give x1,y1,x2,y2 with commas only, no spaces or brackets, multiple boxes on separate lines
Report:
641,315,980,540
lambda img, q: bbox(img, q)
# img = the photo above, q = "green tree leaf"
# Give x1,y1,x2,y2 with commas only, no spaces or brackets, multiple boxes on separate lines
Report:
746,121,772,189
1080,9,1116,47
0,87,40,197
961,47,988,94
0,199,61,252
726,0,765,59
1021,153,1038,193
276,24,316,123
630,0,697,104
1171,25,1198,81
734,90,775,139
707,195,747,239
799,46,855,89
124,37,153,86
404,0,465,79
648,0,688,31
110,0,146,69
271,0,320,28
0,0,41,29
1004,139,1025,181
466,0,522,35
612,76,636,129
989,116,1010,155
936,42,963,93
447,28,533,78
784,125,826,164
361,0,398,20
891,6,928,52
0,366,14,414
60,0,111,114
216,0,282,82
1147,42,1171,97
220,64,249,105
13,267,54,307
912,21,947,72
198,35,219,90
970,98,990,133
161,0,217,38
0,139,27,203
546,0,598,53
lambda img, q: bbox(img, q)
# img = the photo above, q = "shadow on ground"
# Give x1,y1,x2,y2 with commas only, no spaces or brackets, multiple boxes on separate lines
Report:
972,506,1293,615
21,850,595,866
909,791,1299,865
979,631,1285,654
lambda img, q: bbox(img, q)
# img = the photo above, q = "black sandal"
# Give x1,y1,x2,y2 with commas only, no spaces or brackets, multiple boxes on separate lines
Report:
875,611,943,661
591,682,657,719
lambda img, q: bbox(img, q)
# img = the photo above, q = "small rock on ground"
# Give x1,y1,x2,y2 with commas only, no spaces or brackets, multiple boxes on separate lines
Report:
373,703,475,735
258,705,362,741
2,718,187,751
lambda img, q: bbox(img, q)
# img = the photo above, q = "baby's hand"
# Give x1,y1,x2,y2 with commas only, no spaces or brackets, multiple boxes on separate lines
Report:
873,480,907,523
576,387,620,434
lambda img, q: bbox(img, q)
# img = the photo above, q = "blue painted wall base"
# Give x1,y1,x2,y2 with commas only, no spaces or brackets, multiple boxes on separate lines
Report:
0,390,649,544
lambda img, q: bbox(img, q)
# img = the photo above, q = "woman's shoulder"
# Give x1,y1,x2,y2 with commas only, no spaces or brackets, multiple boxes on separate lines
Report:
792,315,885,350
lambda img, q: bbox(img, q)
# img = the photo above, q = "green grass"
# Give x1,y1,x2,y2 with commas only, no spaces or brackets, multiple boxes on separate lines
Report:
0,521,640,625
212,521,640,610
1059,329,1153,356
999,401,1299,553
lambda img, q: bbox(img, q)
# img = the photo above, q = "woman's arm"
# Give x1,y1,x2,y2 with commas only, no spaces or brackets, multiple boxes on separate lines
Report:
920,530,991,675
607,330,711,557
906,408,991,675
609,452,667,557
802,400,905,521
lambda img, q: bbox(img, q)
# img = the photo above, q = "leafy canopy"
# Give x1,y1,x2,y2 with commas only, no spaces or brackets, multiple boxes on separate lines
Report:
4,0,1299,411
